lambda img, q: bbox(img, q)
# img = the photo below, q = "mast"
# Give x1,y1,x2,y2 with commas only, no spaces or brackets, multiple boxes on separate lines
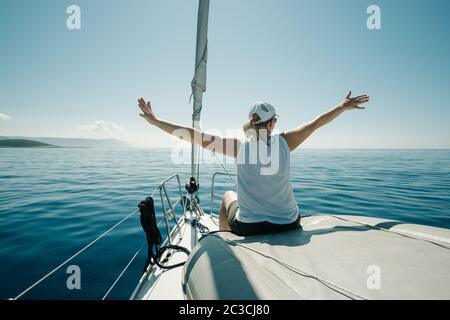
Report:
191,0,210,181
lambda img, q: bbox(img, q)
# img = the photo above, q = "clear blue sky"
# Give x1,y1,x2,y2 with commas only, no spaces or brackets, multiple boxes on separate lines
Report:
1,0,449,148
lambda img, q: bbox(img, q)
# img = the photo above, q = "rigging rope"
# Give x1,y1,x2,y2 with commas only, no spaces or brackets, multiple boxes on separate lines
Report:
102,242,146,300
328,214,450,250
13,187,160,300
185,217,210,234
210,151,236,184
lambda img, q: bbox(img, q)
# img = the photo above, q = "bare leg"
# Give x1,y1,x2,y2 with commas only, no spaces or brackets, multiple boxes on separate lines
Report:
219,191,237,231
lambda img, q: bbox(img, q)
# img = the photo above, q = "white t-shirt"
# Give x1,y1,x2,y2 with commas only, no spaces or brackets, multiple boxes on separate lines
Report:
236,134,299,224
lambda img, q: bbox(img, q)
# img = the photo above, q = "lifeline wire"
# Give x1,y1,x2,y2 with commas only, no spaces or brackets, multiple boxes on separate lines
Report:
13,187,160,300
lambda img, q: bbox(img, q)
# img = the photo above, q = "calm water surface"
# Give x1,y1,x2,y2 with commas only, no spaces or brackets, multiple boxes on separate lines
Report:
0,148,449,299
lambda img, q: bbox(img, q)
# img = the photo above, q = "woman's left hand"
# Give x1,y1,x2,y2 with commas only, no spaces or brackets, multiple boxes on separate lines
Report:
341,91,370,110
138,97,158,125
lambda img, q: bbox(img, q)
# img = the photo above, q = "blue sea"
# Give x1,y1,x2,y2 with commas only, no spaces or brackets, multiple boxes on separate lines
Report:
0,148,449,300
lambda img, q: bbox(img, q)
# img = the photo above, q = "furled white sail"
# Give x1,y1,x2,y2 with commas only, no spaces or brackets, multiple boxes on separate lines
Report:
191,0,210,179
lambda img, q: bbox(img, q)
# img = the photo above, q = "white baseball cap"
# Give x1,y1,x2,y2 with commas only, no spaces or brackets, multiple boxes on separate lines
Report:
248,102,278,124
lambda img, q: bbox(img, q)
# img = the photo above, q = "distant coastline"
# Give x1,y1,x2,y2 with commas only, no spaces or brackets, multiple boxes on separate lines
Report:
0,136,131,149
0,139,58,148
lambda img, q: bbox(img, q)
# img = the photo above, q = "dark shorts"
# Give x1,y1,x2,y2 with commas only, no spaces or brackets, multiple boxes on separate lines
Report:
227,200,301,236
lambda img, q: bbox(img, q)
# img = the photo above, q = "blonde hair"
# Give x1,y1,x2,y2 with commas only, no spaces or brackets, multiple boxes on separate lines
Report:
243,114,271,139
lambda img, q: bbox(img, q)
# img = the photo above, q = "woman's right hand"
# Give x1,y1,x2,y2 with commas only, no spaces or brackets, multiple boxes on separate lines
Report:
341,91,370,110
138,97,158,125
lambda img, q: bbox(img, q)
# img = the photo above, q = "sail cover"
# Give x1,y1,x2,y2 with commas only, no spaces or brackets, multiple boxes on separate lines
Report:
191,0,210,178
183,215,450,299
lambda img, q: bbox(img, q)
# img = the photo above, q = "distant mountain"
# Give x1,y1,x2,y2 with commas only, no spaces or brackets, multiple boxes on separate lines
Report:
0,139,57,148
0,136,132,149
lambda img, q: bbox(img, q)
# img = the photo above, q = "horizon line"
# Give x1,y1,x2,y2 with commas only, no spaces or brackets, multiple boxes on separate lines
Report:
1,135,449,150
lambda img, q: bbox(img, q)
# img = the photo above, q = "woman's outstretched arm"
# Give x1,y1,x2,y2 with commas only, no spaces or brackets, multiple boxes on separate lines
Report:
138,98,240,158
281,91,370,151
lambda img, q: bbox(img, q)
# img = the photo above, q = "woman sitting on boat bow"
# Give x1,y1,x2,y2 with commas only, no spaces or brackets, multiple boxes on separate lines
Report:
138,91,369,236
